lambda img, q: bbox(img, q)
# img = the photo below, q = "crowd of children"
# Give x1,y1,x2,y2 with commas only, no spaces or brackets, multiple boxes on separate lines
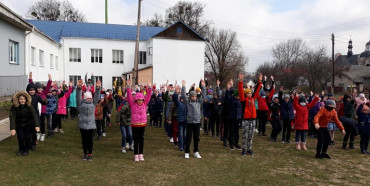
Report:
9,72,370,161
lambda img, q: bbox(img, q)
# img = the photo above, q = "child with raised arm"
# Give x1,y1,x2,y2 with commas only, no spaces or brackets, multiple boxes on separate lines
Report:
238,73,262,155
76,79,101,161
126,79,153,162
182,79,206,159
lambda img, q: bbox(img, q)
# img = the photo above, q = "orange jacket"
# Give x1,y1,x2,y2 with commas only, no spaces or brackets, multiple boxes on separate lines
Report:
238,81,262,119
313,108,344,130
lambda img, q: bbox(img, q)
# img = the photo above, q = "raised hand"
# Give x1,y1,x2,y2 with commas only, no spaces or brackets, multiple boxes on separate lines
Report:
148,81,152,87
96,80,101,87
216,80,220,86
271,75,274,81
126,79,132,86
175,85,180,93
279,86,284,92
29,72,32,79
69,81,73,87
259,73,263,81
182,80,186,86
48,74,52,81
192,83,195,88
78,79,83,86
201,79,206,87
353,88,357,93
264,75,267,81
238,73,244,81
227,80,232,89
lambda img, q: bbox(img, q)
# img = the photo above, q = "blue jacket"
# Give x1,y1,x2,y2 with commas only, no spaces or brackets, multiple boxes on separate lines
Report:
46,95,57,115
357,105,370,134
173,93,187,122
278,91,294,120
225,88,242,120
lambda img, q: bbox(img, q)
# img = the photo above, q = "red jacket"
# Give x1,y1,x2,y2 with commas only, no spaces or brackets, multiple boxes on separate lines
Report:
239,81,262,119
293,96,318,130
256,89,274,111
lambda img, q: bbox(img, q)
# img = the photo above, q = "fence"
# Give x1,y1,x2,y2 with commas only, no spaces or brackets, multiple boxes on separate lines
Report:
0,75,27,97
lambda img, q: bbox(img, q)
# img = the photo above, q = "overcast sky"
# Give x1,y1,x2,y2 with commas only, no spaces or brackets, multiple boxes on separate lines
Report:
2,0,370,72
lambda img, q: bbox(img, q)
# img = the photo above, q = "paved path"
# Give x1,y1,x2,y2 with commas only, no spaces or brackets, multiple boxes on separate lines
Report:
0,118,10,141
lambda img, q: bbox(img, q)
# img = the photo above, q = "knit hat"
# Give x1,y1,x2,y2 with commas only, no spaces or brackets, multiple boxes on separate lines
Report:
195,87,201,93
244,88,252,94
359,93,366,98
208,89,213,95
26,83,36,92
234,89,239,97
35,82,42,89
84,91,92,99
134,92,144,101
298,96,306,103
260,90,266,97
283,94,290,99
363,104,370,111
325,100,336,107
190,91,197,97
158,93,162,98
272,94,279,100
327,93,334,98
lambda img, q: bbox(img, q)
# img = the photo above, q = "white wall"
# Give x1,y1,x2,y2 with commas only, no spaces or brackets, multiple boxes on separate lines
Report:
62,38,148,89
152,38,205,89
26,30,61,83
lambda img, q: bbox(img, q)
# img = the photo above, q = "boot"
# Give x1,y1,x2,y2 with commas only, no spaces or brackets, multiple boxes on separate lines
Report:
342,142,347,149
296,142,301,150
349,141,355,149
300,142,308,150
223,139,227,147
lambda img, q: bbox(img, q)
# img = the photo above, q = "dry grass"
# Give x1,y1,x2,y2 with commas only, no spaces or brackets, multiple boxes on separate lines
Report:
0,107,369,185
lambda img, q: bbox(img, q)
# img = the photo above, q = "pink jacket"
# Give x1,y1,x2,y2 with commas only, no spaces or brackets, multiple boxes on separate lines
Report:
127,87,152,127
30,79,52,114
57,86,73,115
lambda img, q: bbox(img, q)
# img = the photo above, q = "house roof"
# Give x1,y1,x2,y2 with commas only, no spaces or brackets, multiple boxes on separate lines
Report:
335,54,359,65
151,20,206,41
123,65,153,75
360,51,370,58
27,20,166,43
342,65,370,83
0,2,33,31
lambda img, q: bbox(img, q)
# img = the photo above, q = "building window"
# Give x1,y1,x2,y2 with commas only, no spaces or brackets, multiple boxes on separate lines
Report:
139,51,146,64
112,50,124,64
55,56,59,69
39,50,44,67
91,49,103,63
9,40,19,64
31,47,36,66
69,75,81,86
50,54,54,69
94,76,103,86
177,27,182,33
69,48,81,62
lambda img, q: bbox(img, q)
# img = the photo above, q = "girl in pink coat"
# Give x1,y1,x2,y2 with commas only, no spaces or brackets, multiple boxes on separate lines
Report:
126,79,153,162
56,81,73,133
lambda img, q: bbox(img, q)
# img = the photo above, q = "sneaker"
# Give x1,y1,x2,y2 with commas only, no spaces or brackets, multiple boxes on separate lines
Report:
169,137,174,143
361,150,366,154
315,154,322,159
102,133,106,137
247,149,254,156
88,156,93,161
180,148,184,151
59,129,64,134
241,149,247,156
234,144,242,150
139,154,145,161
40,134,45,142
83,154,88,160
229,146,235,151
121,148,126,154
129,145,134,151
281,141,286,144
194,152,202,159
254,129,259,133
321,153,332,159
185,153,190,159
37,133,41,141
285,140,291,144
126,143,130,149
30,145,36,151
134,155,139,162
21,151,29,156
262,132,267,136
329,141,335,146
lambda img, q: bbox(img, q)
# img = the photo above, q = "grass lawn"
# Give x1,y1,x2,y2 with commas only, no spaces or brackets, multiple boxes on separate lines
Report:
0,107,369,185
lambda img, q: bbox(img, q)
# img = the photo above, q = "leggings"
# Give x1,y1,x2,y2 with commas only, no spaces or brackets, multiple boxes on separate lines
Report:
80,129,95,155
40,113,46,134
16,126,31,153
132,127,145,155
316,128,331,155
282,119,292,141
258,111,268,133
56,114,64,129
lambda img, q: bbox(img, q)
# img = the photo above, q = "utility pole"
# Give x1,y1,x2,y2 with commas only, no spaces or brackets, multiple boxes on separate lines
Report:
331,33,335,95
132,0,142,86
105,0,108,24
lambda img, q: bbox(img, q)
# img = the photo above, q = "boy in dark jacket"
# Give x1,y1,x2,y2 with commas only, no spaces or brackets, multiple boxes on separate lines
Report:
339,116,358,149
9,91,40,156
269,94,281,142
225,79,242,150
357,103,370,154
279,87,294,143
173,86,188,151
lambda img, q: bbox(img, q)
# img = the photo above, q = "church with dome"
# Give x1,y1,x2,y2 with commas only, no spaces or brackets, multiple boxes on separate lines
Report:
331,39,370,96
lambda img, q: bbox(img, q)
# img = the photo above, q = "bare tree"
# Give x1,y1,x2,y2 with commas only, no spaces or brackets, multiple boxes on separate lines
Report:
205,28,248,87
143,13,165,27
27,0,86,22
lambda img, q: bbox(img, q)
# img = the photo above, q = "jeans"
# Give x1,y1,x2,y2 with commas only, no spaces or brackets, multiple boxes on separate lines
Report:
165,121,172,138
46,114,53,134
80,129,95,154
16,126,31,153
178,121,186,150
132,127,145,155
120,125,133,147
316,128,331,155
282,119,292,141
295,130,306,143
258,111,268,133
242,119,256,150
56,114,63,129
185,123,200,153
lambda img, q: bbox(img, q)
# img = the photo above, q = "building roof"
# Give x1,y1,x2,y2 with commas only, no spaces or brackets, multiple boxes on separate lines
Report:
360,51,370,58
152,20,206,41
335,54,359,65
0,2,33,31
342,65,370,83
27,20,166,43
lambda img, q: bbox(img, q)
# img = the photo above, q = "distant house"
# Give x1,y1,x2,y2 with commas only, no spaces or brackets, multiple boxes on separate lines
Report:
329,39,370,95
0,2,33,96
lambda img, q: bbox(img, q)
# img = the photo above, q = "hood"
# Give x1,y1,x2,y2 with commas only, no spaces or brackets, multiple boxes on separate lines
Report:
26,83,36,92
134,92,145,101
12,91,32,107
